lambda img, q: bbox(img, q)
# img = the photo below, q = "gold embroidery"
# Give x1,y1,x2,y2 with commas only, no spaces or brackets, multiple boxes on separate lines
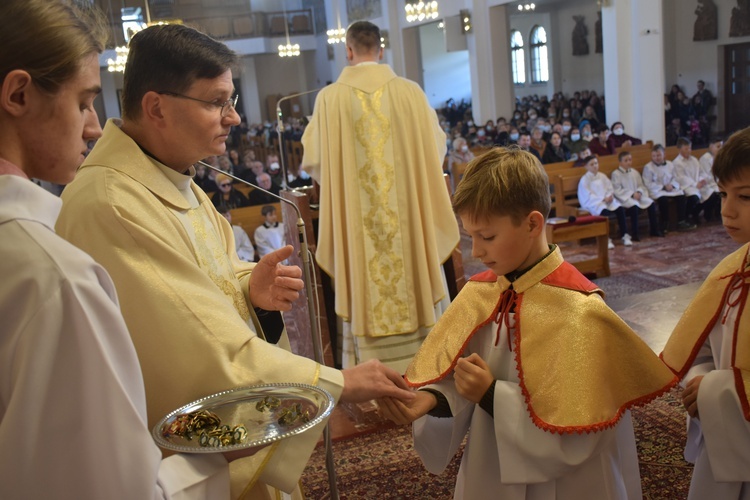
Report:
354,88,410,336
187,208,251,322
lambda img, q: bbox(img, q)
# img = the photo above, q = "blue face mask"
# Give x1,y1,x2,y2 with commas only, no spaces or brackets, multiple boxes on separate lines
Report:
510,133,520,141
571,133,581,141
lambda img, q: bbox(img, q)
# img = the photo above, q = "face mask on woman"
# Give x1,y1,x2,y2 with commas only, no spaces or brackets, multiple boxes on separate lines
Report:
461,145,469,153
613,127,624,136
562,125,571,133
510,132,519,141
571,133,581,141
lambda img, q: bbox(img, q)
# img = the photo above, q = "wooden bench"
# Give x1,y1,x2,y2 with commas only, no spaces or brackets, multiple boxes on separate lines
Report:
546,216,611,277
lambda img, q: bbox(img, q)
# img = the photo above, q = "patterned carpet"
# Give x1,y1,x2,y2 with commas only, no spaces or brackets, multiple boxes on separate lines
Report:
300,389,691,499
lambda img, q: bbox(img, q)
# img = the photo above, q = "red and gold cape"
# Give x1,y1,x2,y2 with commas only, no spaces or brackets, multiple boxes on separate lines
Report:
661,243,750,421
405,247,678,434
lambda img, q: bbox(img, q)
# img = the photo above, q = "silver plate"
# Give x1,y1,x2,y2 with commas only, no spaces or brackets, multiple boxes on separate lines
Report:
152,383,334,453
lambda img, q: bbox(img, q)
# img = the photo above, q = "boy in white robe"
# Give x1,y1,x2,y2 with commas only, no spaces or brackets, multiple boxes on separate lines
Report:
643,143,696,232
577,155,629,247
610,151,661,239
673,136,719,224
661,126,750,500
699,137,724,221
379,148,677,500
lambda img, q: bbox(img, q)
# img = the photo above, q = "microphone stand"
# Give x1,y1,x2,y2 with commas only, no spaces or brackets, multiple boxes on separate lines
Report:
199,161,340,500
275,88,322,190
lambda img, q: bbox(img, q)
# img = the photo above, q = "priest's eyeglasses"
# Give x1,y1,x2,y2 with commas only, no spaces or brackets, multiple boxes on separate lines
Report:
157,91,239,118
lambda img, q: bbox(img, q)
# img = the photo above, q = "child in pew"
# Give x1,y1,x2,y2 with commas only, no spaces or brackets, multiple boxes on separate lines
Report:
378,147,677,500
219,208,256,262
698,137,723,221
661,126,750,500
577,155,631,248
643,143,696,233
611,151,662,239
673,137,720,224
254,205,286,259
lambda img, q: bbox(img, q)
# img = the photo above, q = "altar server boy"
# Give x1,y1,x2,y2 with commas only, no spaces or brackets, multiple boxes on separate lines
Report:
379,148,677,499
661,126,750,500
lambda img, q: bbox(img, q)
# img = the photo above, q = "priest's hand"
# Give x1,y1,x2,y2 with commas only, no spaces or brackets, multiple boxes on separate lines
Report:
248,245,303,311
682,375,704,419
454,353,494,404
340,359,415,404
378,391,436,425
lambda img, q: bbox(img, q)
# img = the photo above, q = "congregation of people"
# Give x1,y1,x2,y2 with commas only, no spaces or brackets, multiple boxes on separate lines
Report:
3,3,748,499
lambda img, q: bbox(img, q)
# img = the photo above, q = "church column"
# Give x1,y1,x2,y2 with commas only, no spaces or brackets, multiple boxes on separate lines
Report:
602,0,665,144
466,0,515,124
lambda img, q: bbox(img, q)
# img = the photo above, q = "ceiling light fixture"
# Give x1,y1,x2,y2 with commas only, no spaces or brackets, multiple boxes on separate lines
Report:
405,1,439,23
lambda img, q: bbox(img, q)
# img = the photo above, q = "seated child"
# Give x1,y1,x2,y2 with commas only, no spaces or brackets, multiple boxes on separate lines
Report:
379,148,677,500
219,208,256,262
673,137,720,224
661,127,750,499
254,205,285,259
577,155,630,248
699,137,723,221
642,144,696,232
610,151,661,239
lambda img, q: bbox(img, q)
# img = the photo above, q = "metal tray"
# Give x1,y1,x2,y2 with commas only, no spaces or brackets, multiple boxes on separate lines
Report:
152,383,334,453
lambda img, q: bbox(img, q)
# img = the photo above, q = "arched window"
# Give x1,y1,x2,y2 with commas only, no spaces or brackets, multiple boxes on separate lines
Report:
530,25,549,83
511,30,526,85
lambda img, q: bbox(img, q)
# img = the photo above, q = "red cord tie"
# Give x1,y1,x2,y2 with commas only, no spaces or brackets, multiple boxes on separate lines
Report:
494,287,517,348
721,267,750,325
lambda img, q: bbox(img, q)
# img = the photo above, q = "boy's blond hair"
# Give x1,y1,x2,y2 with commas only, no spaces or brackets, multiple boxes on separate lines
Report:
453,147,551,224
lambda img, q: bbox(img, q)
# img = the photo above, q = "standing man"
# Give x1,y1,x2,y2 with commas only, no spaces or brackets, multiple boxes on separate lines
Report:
56,24,413,500
302,21,460,372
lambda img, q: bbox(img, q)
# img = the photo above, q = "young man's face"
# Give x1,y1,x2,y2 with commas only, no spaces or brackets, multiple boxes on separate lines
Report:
23,54,103,184
461,212,539,277
719,170,750,244
679,144,692,158
709,141,723,156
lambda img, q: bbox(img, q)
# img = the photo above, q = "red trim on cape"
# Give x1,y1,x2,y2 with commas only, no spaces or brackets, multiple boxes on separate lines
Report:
734,368,750,421
659,273,736,380
541,261,599,294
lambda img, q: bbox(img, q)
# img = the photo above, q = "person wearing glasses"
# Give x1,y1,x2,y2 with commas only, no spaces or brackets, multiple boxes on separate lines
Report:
211,172,249,211
57,24,415,499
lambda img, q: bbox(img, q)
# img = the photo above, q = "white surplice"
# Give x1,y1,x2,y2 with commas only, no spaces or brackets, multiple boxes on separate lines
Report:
577,171,622,215
413,319,642,500
683,270,750,500
611,166,654,209
0,173,230,499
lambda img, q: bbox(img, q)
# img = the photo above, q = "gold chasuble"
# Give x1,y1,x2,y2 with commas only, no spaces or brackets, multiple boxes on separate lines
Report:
57,120,344,499
302,63,459,371
406,247,677,433
661,243,750,421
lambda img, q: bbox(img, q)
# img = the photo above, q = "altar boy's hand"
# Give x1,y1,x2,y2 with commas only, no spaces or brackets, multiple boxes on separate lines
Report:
682,375,704,419
454,353,494,404
378,391,436,425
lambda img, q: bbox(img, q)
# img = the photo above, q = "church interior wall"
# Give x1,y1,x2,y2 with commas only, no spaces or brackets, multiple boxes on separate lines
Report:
419,21,472,109
551,0,604,96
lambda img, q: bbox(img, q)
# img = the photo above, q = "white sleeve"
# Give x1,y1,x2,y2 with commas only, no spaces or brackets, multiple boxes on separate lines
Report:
234,226,255,262
0,272,230,500
577,175,595,213
696,369,750,482
674,159,697,191
492,381,617,484
412,378,474,474
642,163,661,197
